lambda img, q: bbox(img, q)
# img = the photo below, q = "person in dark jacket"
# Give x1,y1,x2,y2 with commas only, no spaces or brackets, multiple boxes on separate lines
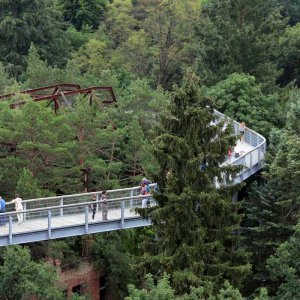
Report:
90,194,97,220
0,196,6,226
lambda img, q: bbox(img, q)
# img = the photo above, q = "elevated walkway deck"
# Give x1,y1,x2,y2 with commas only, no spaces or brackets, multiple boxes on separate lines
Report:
0,110,266,246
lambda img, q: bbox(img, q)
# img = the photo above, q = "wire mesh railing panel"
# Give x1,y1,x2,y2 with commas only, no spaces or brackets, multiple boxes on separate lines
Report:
51,207,86,229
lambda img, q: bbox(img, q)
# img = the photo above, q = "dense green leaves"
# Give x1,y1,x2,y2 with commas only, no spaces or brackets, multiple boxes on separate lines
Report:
0,0,70,75
267,221,300,300
59,0,107,30
191,0,286,91
207,73,283,137
0,0,299,298
0,246,63,299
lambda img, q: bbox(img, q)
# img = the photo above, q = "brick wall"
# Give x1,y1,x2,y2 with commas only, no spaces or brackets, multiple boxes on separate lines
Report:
59,262,101,299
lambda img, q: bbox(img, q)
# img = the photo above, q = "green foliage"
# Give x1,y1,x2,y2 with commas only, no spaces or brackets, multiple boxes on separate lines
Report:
242,91,300,294
0,100,78,195
267,221,300,300
117,79,171,135
279,23,300,86
103,0,137,48
23,44,65,88
59,0,108,30
278,0,300,25
0,0,70,76
126,274,246,300
116,0,201,89
0,1,299,298
91,232,137,299
16,168,44,199
72,38,109,76
0,245,63,299
126,273,176,299
0,61,11,93
66,25,90,51
191,0,286,91
207,73,283,137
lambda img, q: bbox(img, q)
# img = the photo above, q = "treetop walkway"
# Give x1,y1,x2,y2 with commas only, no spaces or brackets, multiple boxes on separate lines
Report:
0,110,266,246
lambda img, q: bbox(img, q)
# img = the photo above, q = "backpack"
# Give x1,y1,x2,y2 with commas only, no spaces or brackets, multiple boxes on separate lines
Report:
145,185,150,194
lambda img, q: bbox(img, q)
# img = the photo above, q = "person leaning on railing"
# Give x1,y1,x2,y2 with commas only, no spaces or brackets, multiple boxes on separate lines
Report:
239,122,246,142
8,194,24,224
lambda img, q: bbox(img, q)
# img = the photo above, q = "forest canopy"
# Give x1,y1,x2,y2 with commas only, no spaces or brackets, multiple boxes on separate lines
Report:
0,0,299,299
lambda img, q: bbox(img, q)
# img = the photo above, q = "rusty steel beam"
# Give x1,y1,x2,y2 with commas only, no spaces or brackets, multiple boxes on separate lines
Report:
8,85,117,110
0,83,81,100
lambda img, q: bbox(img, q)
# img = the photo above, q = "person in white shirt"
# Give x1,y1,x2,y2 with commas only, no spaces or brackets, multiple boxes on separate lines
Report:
9,194,23,224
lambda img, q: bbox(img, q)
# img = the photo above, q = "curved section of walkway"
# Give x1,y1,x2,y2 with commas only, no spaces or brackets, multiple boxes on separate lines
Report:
0,110,266,246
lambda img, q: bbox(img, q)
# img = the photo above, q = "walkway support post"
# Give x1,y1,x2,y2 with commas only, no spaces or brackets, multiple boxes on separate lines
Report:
85,206,89,233
96,193,99,213
60,198,64,217
8,216,12,244
48,211,51,239
121,201,125,228
130,190,133,208
23,202,26,221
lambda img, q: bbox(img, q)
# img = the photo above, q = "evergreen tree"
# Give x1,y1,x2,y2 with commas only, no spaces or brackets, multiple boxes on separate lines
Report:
126,273,246,300
23,44,65,88
0,0,70,76
59,0,108,30
0,245,63,299
121,116,148,182
0,61,11,93
278,23,300,87
0,100,79,196
267,220,300,300
242,91,300,295
140,72,250,294
191,0,286,92
16,168,44,199
65,98,124,191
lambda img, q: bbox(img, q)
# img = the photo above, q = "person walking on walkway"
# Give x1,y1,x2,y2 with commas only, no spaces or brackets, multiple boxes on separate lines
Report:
140,183,150,208
0,196,6,226
101,191,108,221
8,194,23,224
90,194,97,220
239,122,246,142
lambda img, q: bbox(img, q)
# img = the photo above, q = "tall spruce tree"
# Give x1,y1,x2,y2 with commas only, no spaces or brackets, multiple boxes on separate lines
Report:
140,72,250,295
190,0,286,92
0,0,70,76
242,91,300,295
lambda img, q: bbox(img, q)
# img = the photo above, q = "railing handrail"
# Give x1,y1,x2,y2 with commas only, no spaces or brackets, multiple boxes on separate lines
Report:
213,109,266,165
6,183,156,205
0,194,152,216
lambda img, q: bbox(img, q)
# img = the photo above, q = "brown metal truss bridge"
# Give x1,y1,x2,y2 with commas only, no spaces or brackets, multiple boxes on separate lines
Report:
0,83,117,112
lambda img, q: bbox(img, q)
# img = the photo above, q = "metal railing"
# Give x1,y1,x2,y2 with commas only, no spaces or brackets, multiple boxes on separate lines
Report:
4,184,157,220
213,109,266,182
0,194,155,244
